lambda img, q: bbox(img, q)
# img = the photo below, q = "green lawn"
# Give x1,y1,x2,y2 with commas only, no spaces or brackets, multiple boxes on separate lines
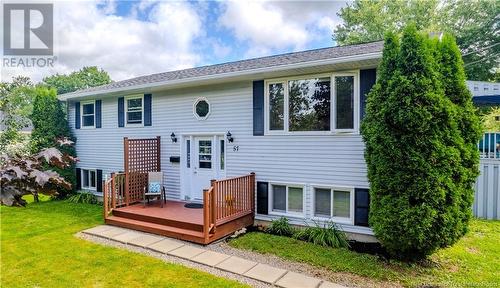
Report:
229,220,500,287
0,198,246,288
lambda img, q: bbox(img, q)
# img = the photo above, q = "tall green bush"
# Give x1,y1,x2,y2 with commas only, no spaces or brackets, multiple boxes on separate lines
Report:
30,87,76,198
362,25,480,260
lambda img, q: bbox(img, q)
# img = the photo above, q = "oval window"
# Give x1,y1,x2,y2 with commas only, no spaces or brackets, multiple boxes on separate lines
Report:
194,98,210,119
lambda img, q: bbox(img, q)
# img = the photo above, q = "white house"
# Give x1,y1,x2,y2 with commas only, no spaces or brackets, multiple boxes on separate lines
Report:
60,41,385,242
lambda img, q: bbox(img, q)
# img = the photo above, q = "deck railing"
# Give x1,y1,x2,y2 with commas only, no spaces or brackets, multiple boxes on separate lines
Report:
202,173,255,241
103,172,126,218
479,132,500,159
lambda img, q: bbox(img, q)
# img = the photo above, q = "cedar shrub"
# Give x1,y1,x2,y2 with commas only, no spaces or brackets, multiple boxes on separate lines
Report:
30,87,77,198
361,25,481,260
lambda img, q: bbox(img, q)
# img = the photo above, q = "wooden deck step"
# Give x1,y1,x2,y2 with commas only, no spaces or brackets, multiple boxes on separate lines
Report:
105,216,208,244
112,208,204,232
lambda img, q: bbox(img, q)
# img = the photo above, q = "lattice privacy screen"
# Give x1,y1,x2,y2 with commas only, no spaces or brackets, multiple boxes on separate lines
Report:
124,137,161,204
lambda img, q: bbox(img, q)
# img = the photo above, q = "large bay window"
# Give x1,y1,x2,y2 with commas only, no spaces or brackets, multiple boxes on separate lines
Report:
271,184,304,215
266,72,358,134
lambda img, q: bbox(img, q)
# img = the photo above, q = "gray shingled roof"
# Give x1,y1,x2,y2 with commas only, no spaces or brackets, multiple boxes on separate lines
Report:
63,41,383,97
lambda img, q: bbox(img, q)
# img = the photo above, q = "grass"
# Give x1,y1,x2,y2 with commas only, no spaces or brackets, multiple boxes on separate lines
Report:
229,220,500,287
1,198,247,288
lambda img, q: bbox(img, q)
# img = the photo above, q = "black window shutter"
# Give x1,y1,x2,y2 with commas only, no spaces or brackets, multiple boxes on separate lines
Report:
256,181,269,214
95,100,102,128
359,69,377,120
76,168,81,190
118,97,124,127
96,169,103,192
253,80,265,136
354,188,370,227
75,102,80,129
144,93,152,126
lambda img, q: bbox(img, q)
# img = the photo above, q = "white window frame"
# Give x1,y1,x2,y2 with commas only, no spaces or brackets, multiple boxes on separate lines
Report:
268,182,306,218
332,72,360,133
80,100,96,129
312,185,355,225
264,71,359,135
124,94,144,127
81,168,97,191
193,97,211,120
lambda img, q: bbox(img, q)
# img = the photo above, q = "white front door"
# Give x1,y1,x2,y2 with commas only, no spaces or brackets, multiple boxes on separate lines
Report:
186,135,225,201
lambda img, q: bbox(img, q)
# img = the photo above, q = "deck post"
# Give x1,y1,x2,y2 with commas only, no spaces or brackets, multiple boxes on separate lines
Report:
203,188,210,243
210,180,217,229
156,136,161,172
124,137,130,206
250,172,255,214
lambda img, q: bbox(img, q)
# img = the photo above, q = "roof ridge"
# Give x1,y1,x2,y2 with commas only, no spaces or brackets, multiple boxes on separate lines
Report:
61,40,383,97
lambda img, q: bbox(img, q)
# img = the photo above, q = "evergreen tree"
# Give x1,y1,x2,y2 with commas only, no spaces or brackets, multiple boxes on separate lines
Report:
30,87,76,197
362,25,479,260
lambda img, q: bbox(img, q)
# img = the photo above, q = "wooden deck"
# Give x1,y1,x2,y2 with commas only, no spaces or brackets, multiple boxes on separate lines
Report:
106,200,253,244
103,137,255,245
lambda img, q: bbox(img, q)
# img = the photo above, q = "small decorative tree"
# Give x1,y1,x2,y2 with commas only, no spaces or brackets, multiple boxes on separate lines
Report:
1,138,77,206
362,25,481,260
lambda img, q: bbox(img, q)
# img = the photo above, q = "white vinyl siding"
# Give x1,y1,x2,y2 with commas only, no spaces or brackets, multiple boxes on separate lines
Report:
68,73,370,234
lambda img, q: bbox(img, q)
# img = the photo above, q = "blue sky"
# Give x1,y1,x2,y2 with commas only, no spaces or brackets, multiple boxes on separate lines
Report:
3,0,348,81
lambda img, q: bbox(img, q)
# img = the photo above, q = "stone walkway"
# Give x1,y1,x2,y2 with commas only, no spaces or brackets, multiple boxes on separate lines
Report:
82,225,346,288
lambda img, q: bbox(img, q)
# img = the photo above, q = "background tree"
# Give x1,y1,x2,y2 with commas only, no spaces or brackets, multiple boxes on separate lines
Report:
333,0,500,81
30,87,76,198
0,77,35,152
43,66,112,94
362,25,481,260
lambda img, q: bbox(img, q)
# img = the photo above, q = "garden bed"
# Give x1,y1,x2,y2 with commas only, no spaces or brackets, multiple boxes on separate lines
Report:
228,220,500,287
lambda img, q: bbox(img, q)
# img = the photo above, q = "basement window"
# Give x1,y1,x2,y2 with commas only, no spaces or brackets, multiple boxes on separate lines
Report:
270,183,304,215
81,169,96,191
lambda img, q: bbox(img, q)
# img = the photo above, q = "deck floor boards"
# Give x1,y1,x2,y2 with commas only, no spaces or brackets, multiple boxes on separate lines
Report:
113,200,203,225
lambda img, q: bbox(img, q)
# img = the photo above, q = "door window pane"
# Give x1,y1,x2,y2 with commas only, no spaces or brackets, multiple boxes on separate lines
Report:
198,140,212,169
272,185,286,212
335,76,354,129
288,77,330,131
269,83,284,130
315,188,331,217
333,190,350,218
288,187,303,212
220,140,225,170
186,140,191,168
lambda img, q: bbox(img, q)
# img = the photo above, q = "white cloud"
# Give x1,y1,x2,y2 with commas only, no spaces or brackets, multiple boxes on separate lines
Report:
2,1,203,82
218,1,344,58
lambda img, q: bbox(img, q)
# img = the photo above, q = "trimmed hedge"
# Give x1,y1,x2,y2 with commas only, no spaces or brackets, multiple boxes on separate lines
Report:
361,25,481,260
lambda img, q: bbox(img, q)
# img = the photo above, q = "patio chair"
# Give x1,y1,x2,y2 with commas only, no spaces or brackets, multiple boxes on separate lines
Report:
143,172,167,207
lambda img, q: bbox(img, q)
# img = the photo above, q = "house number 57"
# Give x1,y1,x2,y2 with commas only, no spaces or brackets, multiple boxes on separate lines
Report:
233,146,239,152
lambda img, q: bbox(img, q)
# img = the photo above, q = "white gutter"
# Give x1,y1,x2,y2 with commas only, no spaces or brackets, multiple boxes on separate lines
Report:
59,52,382,101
